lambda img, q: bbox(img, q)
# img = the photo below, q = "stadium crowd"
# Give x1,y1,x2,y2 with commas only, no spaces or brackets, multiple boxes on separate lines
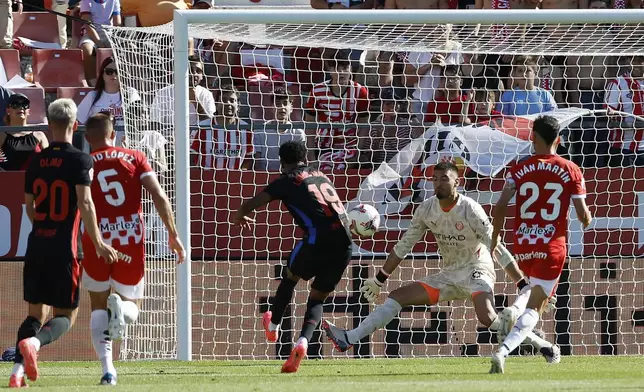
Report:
0,0,643,173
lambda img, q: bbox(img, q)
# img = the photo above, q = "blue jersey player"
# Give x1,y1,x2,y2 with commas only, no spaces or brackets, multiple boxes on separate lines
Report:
234,140,352,373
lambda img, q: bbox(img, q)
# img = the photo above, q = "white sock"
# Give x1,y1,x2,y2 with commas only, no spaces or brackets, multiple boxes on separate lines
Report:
524,331,551,350
346,298,403,344
296,336,308,347
499,308,539,357
511,289,531,314
121,301,139,324
91,310,116,376
28,337,41,352
11,363,24,378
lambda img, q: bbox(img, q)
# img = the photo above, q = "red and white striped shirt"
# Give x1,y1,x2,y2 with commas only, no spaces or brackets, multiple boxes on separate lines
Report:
190,124,253,169
605,74,644,152
305,80,369,149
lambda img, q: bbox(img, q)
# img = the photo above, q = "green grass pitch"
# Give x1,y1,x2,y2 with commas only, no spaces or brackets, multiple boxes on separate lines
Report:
2,356,643,391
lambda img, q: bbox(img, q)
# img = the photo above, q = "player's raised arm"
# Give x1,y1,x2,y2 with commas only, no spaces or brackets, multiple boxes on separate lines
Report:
233,191,272,229
361,201,430,303
76,184,117,264
141,174,186,263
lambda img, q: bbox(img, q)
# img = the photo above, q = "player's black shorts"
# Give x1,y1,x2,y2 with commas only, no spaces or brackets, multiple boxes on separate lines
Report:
23,248,82,309
287,230,352,293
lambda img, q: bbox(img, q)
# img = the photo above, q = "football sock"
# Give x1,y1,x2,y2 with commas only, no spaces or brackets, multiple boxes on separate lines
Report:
121,301,139,324
11,363,25,378
91,310,116,376
524,331,551,350
346,298,402,344
270,278,297,326
14,316,42,364
511,289,531,314
300,298,324,342
34,316,71,347
499,309,539,357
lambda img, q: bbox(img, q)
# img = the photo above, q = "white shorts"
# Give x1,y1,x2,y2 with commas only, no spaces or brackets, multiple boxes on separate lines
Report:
82,269,145,300
418,263,496,303
528,277,558,298
79,28,110,49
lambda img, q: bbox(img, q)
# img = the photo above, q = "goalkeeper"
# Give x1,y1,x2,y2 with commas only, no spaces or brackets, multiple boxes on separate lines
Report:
324,161,559,362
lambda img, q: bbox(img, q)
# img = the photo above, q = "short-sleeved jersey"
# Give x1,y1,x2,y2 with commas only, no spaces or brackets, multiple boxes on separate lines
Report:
263,166,351,244
304,80,369,149
506,154,586,257
88,146,154,247
24,142,93,259
190,126,253,170
393,194,507,271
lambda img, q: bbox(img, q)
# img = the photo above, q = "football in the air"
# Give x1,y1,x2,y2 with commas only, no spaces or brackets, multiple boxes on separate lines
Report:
348,204,380,237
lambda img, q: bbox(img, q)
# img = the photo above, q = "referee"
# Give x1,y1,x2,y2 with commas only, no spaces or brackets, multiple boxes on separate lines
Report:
8,99,118,388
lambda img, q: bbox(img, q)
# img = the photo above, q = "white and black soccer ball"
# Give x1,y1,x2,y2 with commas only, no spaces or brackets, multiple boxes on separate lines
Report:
348,204,380,237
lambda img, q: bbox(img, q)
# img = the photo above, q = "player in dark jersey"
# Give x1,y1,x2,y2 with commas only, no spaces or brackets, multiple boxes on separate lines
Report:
9,99,118,389
233,140,353,374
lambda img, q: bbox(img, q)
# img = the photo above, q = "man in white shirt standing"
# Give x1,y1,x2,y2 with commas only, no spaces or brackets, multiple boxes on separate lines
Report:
324,161,559,362
254,90,306,171
150,56,216,128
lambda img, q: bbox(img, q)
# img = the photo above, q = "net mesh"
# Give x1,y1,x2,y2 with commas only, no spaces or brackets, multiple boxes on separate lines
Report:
106,18,644,360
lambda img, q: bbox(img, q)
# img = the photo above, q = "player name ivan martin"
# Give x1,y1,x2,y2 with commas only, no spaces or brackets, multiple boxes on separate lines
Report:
514,161,571,183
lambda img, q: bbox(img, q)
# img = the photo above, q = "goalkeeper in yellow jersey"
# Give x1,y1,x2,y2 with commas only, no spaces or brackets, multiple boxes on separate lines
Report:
324,161,559,362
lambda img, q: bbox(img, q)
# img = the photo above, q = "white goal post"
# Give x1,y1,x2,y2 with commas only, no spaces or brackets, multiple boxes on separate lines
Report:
105,8,644,362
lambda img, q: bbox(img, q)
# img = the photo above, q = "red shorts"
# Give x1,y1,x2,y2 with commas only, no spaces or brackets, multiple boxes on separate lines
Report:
514,245,566,281
82,234,145,286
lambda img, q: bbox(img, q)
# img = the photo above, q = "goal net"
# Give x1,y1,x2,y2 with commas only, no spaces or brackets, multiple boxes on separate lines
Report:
106,9,644,360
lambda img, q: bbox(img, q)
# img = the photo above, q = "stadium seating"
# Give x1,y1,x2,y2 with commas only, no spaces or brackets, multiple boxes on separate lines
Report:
12,87,47,125
32,49,88,93
56,87,94,106
12,12,61,56
96,48,114,74
0,49,21,81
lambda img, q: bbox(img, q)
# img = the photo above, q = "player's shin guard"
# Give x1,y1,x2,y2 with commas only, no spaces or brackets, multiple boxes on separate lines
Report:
300,298,324,342
346,298,402,344
270,278,297,327
498,309,539,357
13,316,41,365
34,316,71,347
90,310,116,376
121,301,139,324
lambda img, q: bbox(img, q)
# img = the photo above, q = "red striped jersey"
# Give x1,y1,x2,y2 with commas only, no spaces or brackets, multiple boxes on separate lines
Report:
190,125,254,169
605,74,644,152
305,80,369,149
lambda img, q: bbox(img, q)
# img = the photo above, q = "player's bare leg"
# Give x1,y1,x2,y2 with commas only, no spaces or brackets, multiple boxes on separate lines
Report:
17,305,77,383
491,284,560,374
9,303,48,388
263,271,300,343
324,282,434,352
281,286,329,373
89,289,118,385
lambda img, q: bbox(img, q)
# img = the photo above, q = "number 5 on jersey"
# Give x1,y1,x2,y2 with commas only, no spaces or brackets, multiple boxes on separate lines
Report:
97,169,125,207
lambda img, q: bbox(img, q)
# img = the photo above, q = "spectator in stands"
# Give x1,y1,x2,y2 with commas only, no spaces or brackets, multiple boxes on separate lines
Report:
605,55,644,166
150,56,217,128
0,93,48,171
311,0,374,8
538,56,565,105
80,0,122,85
0,0,18,50
359,87,422,168
425,65,473,125
254,90,306,171
77,57,141,146
470,89,501,123
0,85,12,126
385,0,440,8
192,0,212,8
191,87,253,170
120,0,188,27
405,38,463,119
304,49,369,172
460,52,503,103
497,55,557,116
